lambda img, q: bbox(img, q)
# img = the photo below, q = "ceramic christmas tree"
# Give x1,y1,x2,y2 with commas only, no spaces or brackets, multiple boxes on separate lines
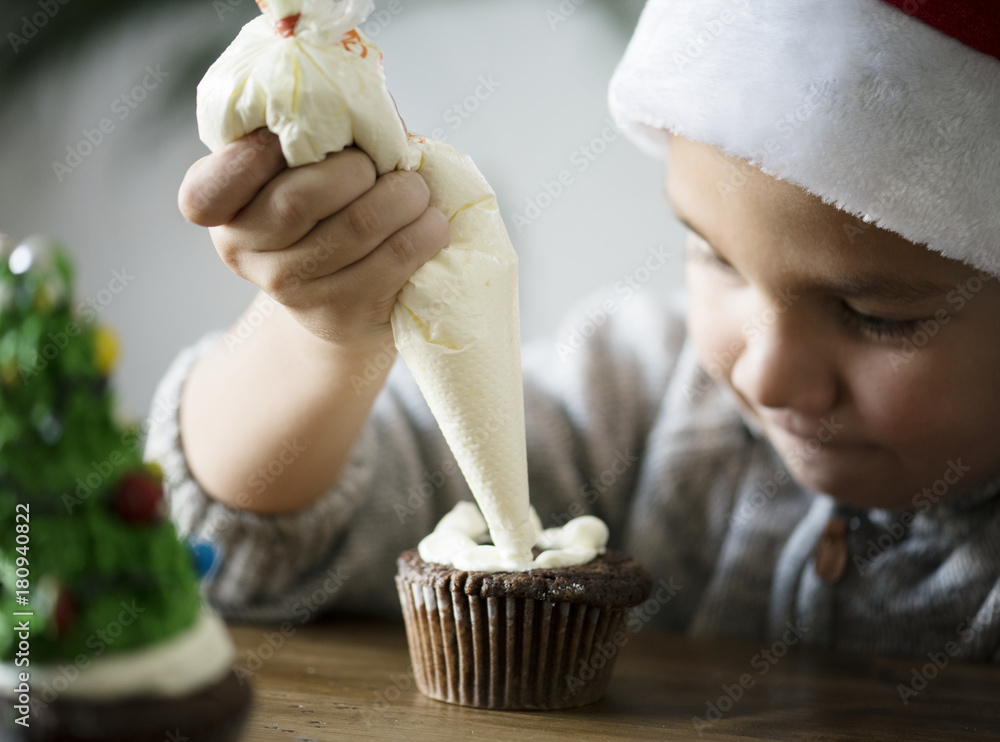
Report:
0,235,250,741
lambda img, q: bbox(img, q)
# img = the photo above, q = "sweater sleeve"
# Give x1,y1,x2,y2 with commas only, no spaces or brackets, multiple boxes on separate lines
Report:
143,293,688,623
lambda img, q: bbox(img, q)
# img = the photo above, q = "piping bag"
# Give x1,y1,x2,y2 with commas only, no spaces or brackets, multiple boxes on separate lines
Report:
197,0,536,565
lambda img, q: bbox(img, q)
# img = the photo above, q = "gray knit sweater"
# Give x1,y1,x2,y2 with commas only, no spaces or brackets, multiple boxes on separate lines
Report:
145,293,1000,661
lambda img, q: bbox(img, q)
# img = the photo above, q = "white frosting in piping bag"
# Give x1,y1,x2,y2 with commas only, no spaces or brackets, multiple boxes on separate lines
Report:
197,0,606,568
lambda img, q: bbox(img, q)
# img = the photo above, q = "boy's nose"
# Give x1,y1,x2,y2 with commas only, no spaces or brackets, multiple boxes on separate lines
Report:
730,311,838,416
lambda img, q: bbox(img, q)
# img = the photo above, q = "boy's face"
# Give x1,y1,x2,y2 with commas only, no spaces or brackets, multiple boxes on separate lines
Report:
666,134,1000,510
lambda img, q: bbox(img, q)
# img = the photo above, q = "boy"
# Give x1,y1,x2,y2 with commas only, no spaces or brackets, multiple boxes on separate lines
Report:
149,0,1000,659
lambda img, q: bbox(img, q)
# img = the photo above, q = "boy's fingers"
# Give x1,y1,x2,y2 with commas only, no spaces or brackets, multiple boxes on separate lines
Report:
178,129,286,227
223,149,381,255
315,206,451,318
280,170,433,275
219,169,430,290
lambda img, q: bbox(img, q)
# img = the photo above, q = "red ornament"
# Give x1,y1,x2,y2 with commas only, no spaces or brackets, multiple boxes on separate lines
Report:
54,587,75,638
112,472,165,524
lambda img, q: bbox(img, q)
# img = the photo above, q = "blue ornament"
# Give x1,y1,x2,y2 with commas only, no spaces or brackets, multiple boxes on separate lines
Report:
188,540,219,579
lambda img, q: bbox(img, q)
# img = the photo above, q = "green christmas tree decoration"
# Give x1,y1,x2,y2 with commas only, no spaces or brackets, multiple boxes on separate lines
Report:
0,235,202,665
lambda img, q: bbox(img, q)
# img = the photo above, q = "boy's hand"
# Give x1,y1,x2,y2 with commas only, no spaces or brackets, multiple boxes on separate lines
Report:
178,129,449,351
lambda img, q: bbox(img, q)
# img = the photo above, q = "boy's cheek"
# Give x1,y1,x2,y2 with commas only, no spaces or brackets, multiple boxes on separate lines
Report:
850,352,984,455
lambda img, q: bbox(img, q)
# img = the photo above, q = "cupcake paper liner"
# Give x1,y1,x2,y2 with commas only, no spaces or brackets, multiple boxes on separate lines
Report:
396,576,631,710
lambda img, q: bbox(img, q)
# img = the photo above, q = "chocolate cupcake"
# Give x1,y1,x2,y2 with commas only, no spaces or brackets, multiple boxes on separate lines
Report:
396,546,653,710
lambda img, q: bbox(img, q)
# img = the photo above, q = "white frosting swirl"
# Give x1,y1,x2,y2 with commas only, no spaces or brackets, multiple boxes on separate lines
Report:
418,502,608,573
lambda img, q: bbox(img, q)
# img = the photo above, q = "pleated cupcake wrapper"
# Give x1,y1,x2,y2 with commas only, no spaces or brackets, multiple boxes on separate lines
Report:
396,576,629,710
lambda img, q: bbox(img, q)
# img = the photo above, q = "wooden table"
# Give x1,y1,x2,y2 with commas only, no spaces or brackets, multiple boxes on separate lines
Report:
228,618,999,741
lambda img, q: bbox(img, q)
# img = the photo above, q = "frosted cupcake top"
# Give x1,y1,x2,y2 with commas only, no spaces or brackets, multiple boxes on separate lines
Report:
418,502,609,574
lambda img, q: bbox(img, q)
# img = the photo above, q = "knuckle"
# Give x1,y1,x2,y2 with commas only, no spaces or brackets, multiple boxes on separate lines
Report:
178,151,244,226
263,269,300,305
385,229,418,265
215,238,245,278
271,184,309,227
178,176,218,226
341,149,377,189
426,208,451,249
346,199,382,241
392,170,430,206
368,294,398,322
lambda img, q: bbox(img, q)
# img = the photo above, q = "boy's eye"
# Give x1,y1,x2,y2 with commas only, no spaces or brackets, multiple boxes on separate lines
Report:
839,302,920,340
685,235,741,277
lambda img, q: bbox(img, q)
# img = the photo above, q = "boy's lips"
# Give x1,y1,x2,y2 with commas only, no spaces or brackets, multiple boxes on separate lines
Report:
726,389,878,453
767,424,877,452
752,410,878,452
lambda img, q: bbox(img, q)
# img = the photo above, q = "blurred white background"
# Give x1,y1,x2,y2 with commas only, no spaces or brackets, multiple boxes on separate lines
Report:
0,0,686,422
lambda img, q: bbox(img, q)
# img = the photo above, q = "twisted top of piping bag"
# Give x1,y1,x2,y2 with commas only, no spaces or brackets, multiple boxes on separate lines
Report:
254,0,373,37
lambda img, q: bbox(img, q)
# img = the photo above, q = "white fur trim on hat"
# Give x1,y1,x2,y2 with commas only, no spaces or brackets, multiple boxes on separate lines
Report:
609,0,1000,276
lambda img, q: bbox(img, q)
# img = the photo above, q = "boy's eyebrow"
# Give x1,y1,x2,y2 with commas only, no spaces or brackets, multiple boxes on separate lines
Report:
674,213,710,244
823,275,954,304
674,215,954,304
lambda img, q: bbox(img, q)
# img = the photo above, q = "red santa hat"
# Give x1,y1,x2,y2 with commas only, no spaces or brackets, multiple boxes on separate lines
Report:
609,0,1000,276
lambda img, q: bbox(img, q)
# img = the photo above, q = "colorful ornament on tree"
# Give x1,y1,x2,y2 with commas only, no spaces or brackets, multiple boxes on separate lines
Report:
111,471,165,525
188,540,220,580
52,584,76,640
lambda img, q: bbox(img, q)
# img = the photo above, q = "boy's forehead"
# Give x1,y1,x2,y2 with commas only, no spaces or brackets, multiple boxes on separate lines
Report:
663,134,980,295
